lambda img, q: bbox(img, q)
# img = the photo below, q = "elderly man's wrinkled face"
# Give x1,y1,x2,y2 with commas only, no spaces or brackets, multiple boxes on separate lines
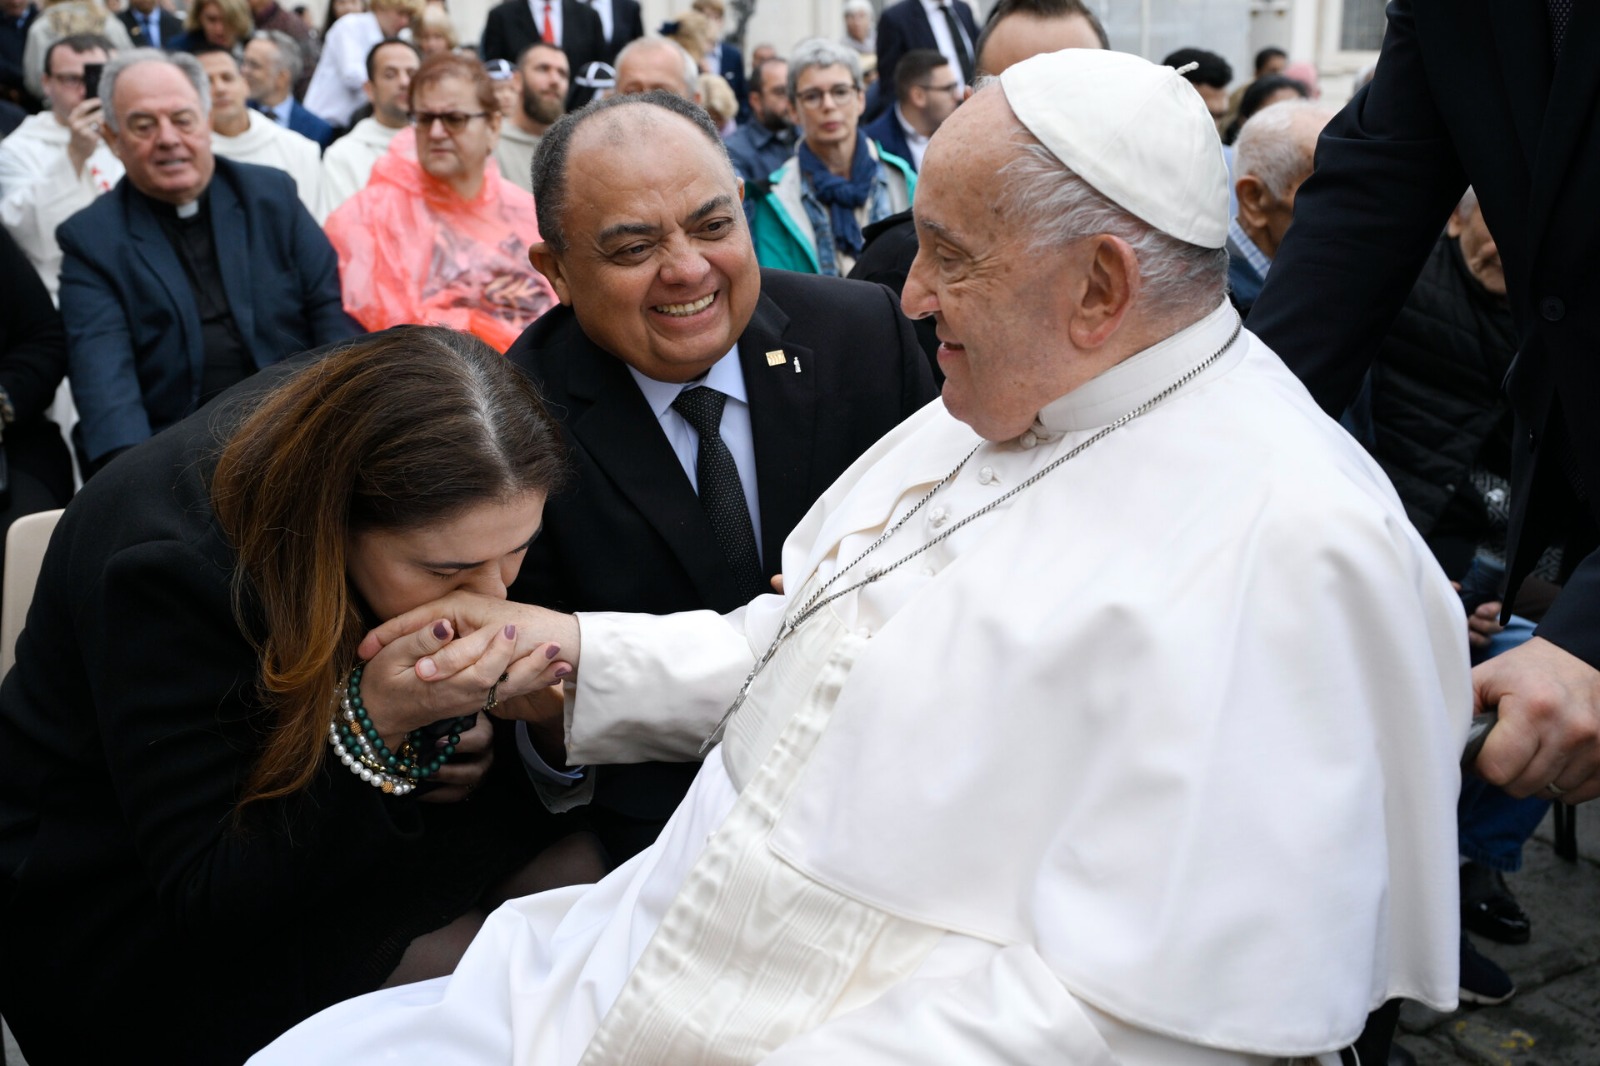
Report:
903,89,1099,441
106,60,215,205
530,109,760,383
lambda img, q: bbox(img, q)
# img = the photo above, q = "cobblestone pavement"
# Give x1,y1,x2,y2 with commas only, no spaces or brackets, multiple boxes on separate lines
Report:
5,812,1596,1066
1402,807,1600,1066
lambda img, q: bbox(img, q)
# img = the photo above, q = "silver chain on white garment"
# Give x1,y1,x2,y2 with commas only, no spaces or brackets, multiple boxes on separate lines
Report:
700,317,1246,754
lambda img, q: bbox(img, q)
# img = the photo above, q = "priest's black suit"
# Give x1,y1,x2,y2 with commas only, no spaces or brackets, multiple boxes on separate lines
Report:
506,269,937,861
480,0,605,108
1249,0,1600,671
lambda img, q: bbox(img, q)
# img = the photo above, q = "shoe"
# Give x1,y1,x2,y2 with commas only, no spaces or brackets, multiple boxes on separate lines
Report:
1459,935,1516,1006
1460,861,1532,944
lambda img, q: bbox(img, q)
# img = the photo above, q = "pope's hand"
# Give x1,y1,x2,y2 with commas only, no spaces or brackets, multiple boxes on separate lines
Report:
1473,635,1600,803
359,612,564,743
359,590,581,684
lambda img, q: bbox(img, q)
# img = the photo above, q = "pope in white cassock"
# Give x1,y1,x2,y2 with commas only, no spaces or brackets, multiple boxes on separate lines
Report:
253,49,1468,1065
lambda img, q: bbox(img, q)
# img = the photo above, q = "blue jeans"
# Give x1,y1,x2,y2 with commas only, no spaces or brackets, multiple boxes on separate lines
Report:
1458,615,1551,871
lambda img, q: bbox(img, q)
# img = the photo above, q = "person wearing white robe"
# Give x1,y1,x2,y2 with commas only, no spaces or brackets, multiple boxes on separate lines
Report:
253,50,1467,1066
319,37,419,215
211,108,325,221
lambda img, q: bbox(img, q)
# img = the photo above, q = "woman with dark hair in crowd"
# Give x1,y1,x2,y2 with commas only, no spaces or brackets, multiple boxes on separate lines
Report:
326,53,557,351
0,326,600,1064
1222,72,1310,145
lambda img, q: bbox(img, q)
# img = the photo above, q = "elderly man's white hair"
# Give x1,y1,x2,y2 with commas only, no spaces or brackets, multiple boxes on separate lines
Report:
842,0,874,17
996,94,1232,321
1233,99,1339,199
615,36,699,97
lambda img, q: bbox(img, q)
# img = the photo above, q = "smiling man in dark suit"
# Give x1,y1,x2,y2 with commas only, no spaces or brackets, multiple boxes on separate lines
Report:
508,90,936,861
1249,0,1600,811
481,0,605,108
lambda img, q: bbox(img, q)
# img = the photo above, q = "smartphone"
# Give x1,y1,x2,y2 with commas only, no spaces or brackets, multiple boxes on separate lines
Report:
83,62,103,101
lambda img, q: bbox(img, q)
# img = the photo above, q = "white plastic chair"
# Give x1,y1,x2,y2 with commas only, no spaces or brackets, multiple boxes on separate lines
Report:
2,509,64,679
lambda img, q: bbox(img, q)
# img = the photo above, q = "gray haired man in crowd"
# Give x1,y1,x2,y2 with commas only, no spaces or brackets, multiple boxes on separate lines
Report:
256,48,1466,1066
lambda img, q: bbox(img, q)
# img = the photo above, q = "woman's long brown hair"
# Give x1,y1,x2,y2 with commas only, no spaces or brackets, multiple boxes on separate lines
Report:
210,327,566,811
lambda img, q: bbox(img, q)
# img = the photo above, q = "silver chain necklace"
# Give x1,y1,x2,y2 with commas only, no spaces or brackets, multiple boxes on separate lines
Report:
700,318,1244,754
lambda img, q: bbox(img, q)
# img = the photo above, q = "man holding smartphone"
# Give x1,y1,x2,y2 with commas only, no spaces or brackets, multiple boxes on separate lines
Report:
0,32,122,301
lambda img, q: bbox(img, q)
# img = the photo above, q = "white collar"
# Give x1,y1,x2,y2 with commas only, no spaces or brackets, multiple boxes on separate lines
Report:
628,344,746,419
1031,300,1241,435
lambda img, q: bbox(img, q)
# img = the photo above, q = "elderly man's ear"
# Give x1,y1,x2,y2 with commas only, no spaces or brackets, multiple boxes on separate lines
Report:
528,243,572,305
1234,175,1274,231
1066,234,1140,350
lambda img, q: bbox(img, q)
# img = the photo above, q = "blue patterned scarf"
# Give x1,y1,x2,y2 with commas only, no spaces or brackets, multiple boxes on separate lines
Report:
797,131,877,258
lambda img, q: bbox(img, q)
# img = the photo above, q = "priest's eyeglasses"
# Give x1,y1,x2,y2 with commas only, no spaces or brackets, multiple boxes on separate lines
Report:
409,110,490,133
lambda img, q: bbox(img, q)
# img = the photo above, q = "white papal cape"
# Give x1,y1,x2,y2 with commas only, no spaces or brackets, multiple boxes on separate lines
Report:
254,304,1468,1064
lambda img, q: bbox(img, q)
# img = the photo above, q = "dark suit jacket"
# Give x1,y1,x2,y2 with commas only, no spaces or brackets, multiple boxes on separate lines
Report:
505,269,936,851
251,99,335,149
481,0,605,108
716,41,749,123
605,0,644,62
874,0,978,107
118,6,183,50
864,107,915,172
1249,0,1600,667
56,158,360,465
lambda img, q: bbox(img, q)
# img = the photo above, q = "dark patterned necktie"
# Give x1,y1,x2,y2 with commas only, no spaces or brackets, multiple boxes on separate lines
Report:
1548,0,1572,60
672,386,765,601
939,3,974,85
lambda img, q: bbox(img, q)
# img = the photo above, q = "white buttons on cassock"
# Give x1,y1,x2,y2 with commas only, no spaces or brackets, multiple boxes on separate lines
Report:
1019,430,1038,449
977,465,996,485
921,565,937,577
928,506,949,527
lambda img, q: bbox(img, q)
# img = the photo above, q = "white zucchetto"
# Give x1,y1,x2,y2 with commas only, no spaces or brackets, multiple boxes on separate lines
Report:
998,48,1230,249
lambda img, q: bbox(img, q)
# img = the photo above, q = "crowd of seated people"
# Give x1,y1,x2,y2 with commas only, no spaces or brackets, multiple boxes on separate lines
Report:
0,0,1586,1061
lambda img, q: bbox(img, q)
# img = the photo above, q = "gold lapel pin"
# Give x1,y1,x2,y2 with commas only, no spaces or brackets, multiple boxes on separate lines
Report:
765,349,787,366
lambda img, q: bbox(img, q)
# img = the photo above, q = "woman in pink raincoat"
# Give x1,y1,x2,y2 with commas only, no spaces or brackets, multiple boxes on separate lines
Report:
326,52,557,352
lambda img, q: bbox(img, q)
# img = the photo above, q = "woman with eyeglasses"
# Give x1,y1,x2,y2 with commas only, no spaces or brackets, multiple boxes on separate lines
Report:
325,53,557,352
0,326,601,1064
748,37,914,278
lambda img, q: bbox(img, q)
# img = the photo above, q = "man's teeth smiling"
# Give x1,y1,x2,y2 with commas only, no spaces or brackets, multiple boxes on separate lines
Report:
655,293,716,317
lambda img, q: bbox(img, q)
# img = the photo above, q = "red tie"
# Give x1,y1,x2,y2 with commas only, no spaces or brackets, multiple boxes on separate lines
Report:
541,0,555,44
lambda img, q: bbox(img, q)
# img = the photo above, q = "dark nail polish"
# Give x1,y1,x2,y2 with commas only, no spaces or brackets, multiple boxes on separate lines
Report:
433,621,450,640
553,664,572,678
545,643,560,659
504,624,517,640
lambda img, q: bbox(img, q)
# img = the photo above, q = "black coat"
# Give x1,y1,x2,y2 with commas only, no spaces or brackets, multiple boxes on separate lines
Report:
1249,0,1600,667
0,350,543,1065
874,0,978,103
505,269,936,855
604,0,644,62
480,0,605,108
1351,236,1518,577
117,5,184,49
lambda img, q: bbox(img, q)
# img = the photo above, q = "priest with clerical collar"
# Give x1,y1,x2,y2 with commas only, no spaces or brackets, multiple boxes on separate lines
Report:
254,49,1467,1065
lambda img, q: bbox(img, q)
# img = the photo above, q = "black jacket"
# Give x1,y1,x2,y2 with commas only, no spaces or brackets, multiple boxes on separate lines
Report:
1249,0,1600,666
1352,236,1517,577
